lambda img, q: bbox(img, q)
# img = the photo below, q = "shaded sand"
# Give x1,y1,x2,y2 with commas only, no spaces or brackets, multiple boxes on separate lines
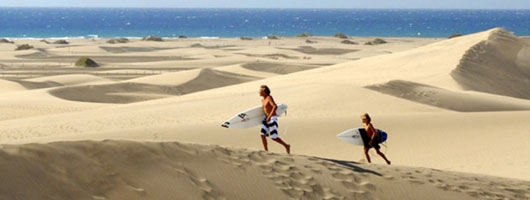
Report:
216,64,279,79
124,69,202,85
1,140,527,200
241,61,320,74
278,46,358,55
366,80,530,112
99,46,174,53
49,69,259,103
24,74,111,86
13,53,195,63
451,30,530,99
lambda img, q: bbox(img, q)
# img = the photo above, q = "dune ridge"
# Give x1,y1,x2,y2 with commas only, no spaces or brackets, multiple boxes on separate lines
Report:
452,28,530,99
48,68,259,103
1,140,528,200
366,80,530,112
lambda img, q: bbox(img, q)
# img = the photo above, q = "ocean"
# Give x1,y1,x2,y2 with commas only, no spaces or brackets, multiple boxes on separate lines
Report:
0,8,529,38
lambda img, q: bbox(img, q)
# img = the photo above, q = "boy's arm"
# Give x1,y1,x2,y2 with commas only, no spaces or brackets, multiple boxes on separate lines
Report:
368,124,376,145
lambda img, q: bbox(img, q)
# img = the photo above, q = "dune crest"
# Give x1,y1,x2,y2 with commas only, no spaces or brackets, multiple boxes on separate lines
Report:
366,80,530,112
1,140,528,200
452,28,530,99
48,68,259,104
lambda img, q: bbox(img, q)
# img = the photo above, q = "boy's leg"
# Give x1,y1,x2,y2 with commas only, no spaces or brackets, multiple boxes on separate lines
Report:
364,147,371,163
261,135,268,151
376,149,391,165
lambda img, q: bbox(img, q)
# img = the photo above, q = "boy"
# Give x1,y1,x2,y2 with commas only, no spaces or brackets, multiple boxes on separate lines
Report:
361,113,391,165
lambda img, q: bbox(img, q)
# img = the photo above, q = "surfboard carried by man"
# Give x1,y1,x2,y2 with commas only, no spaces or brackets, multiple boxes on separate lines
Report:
259,85,291,154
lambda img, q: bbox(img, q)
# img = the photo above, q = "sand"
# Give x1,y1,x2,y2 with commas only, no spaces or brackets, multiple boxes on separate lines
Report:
1,140,528,200
1,28,529,199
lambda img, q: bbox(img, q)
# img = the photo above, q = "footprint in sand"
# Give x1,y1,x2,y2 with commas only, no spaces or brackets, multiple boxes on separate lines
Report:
92,196,106,200
173,165,227,200
257,158,343,200
359,182,376,191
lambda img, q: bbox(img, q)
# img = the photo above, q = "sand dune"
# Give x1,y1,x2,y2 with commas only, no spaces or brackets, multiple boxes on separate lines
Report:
24,74,111,86
124,69,202,85
0,140,527,200
48,68,259,103
278,46,358,55
241,61,320,74
0,88,108,122
0,79,25,93
99,46,174,53
216,64,279,78
452,29,530,99
366,80,530,112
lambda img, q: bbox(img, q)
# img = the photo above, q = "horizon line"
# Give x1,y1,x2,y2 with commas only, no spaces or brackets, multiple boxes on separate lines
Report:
0,6,529,10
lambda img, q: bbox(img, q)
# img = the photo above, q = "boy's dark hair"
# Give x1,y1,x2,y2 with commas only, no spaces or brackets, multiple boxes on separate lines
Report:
261,85,271,95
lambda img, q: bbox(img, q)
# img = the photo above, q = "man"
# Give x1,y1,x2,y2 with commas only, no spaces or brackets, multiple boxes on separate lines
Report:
260,85,290,154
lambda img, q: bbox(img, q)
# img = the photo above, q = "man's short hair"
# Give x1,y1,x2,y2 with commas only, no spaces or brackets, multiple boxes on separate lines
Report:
261,85,271,95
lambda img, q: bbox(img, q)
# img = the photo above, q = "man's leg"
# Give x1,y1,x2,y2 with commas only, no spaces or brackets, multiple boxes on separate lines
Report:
268,116,290,154
272,137,290,154
261,135,268,151
260,119,269,151
364,147,371,163
376,149,391,165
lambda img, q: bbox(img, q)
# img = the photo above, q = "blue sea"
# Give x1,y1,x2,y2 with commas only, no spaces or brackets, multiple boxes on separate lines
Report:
0,8,529,38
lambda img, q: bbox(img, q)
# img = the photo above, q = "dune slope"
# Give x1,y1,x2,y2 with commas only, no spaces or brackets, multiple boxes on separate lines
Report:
1,140,528,200
48,69,259,103
452,29,530,99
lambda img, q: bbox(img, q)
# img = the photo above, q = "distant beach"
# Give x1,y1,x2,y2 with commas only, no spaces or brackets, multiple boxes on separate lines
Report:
1,8,530,38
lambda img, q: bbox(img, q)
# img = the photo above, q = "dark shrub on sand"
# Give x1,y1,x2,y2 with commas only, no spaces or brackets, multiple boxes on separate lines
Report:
40,39,51,44
365,38,387,45
0,38,14,44
296,32,313,37
240,36,253,40
53,40,69,44
305,39,317,44
334,33,348,39
107,38,129,44
267,35,280,40
190,43,203,48
143,35,164,41
178,35,188,39
449,33,464,39
75,57,99,68
15,44,33,51
341,40,358,45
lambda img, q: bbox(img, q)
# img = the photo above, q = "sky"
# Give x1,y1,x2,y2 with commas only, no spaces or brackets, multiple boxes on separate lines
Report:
2,0,530,9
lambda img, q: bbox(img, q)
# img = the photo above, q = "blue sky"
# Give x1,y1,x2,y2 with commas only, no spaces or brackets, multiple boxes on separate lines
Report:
2,0,530,9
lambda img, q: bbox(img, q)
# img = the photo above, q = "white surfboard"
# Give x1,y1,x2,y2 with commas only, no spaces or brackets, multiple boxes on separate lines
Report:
222,104,288,129
336,128,388,146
